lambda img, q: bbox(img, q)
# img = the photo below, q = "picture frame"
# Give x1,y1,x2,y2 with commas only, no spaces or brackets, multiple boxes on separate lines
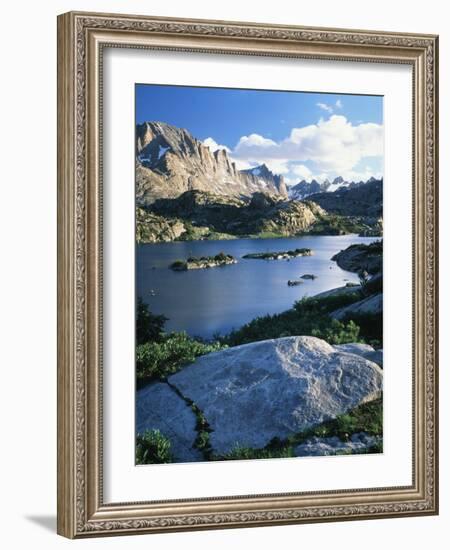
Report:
57,11,439,538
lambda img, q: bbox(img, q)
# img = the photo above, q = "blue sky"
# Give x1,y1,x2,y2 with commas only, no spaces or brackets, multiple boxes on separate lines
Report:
136,84,383,184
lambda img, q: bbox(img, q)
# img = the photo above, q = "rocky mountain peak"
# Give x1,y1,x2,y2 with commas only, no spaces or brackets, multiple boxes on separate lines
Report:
136,122,288,204
241,164,287,197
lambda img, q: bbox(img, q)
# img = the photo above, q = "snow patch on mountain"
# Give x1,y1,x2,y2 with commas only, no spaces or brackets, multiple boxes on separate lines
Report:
157,145,170,159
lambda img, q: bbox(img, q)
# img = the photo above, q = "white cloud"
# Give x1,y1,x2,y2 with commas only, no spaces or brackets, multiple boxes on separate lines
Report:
263,159,290,174
203,115,382,185
335,99,343,109
232,115,383,175
291,164,313,180
232,158,254,171
202,137,231,153
235,133,277,150
339,167,383,182
316,102,334,113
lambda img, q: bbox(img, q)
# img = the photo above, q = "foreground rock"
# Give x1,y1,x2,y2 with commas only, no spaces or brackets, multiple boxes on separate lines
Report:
294,432,381,457
169,336,382,455
136,382,202,462
334,343,383,367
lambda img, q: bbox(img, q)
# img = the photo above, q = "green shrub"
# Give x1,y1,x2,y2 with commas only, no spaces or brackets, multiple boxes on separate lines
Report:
136,429,173,464
218,445,295,461
223,293,364,347
136,332,226,384
136,298,167,345
214,252,227,261
339,312,383,346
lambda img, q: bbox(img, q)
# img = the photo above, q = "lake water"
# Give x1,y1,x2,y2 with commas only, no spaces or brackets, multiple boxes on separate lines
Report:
137,235,378,339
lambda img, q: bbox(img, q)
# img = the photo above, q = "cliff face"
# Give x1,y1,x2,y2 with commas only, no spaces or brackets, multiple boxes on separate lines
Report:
136,122,288,204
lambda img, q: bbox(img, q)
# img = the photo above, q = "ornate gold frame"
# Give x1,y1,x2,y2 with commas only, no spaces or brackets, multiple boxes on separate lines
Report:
57,11,439,538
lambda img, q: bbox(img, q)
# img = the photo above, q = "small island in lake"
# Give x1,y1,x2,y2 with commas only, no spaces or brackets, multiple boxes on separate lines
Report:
170,252,237,271
242,248,312,261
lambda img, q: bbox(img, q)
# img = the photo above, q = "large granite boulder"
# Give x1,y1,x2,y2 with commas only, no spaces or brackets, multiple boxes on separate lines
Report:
136,382,202,463
169,336,382,456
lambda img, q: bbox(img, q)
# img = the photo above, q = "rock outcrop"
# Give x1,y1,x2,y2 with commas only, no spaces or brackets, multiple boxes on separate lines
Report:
313,285,362,299
331,240,382,275
145,190,324,241
331,293,383,321
168,336,382,455
136,208,187,243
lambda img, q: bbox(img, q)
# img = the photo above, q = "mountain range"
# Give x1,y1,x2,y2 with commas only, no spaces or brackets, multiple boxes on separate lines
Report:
305,178,383,218
136,121,287,204
289,176,380,200
135,121,383,242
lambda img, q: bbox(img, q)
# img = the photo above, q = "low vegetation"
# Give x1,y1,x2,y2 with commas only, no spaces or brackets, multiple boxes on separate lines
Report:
136,297,167,345
136,332,225,386
135,299,383,464
306,214,368,236
136,289,382,391
136,429,173,465
222,293,365,347
136,398,382,464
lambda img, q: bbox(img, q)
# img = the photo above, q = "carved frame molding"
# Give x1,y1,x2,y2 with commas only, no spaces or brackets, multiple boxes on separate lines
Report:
57,11,438,538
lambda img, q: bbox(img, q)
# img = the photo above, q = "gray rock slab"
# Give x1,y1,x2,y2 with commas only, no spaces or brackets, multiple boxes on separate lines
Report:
334,343,383,368
334,343,375,354
333,343,383,368
313,285,362,300
136,382,202,463
365,350,383,368
169,336,383,456
294,432,381,457
331,292,382,320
